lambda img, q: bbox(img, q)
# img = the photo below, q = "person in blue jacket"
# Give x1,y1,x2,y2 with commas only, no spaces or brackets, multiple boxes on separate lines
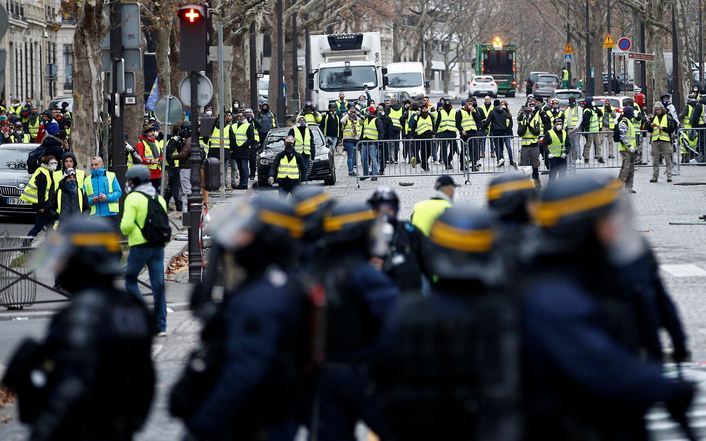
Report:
522,174,695,440
84,156,122,230
308,202,399,441
176,196,311,441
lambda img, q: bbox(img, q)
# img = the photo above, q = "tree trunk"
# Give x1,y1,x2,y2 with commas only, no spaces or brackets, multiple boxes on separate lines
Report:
169,25,183,96
155,25,172,97
231,35,249,105
424,38,433,94
71,0,108,165
589,28,605,94
268,12,281,118
125,64,145,147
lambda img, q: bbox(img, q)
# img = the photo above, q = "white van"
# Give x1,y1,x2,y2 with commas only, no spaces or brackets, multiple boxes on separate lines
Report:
385,62,427,98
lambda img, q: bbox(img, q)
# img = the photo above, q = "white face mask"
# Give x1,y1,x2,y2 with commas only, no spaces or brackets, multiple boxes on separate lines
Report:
205,110,213,116
48,163,58,171
555,125,563,131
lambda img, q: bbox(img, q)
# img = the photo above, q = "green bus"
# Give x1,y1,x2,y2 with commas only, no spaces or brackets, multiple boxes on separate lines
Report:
474,39,517,97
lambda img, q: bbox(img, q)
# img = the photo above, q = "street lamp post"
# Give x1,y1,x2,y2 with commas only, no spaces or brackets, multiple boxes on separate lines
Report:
672,0,681,110
585,0,595,96
606,0,611,94
700,0,704,91
276,0,286,125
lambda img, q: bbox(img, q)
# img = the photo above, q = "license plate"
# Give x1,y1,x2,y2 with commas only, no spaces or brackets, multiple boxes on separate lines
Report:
6,197,29,205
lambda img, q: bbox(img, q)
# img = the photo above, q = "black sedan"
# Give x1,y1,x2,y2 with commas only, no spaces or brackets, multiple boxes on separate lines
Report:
257,127,336,186
0,143,37,216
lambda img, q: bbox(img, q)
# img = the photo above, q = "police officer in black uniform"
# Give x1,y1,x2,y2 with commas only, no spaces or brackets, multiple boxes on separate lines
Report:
291,186,336,262
523,174,696,440
3,217,155,441
367,186,424,296
309,202,399,441
171,196,311,441
376,205,522,441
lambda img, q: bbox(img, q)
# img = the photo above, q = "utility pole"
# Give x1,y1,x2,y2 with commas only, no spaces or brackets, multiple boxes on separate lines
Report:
217,20,226,201
249,21,258,109
639,18,647,101
566,22,572,87
585,0,594,96
304,13,311,102
606,0,611,94
276,0,286,125
291,11,299,112
672,0,681,111
109,0,126,193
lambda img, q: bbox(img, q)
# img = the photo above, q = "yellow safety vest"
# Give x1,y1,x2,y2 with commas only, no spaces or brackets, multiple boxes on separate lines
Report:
20,167,53,204
651,114,671,142
363,118,379,140
297,112,321,126
602,109,616,129
547,129,567,157
53,169,85,189
84,171,120,215
210,125,231,149
562,69,569,82
322,114,340,135
200,137,209,155
411,198,452,237
276,155,300,180
619,119,637,152
55,186,84,216
587,109,600,133
480,104,494,120
520,112,542,146
388,107,403,129
459,109,477,132
437,108,457,133
682,104,694,129
565,106,580,127
28,118,40,139
342,118,360,139
14,133,31,143
233,122,251,147
415,115,433,135
143,140,161,170
9,104,22,115
294,128,312,156
405,110,418,134
544,109,565,127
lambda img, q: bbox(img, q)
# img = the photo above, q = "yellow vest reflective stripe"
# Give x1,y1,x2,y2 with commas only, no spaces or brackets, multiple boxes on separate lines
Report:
651,114,671,142
405,110,418,133
20,167,53,204
562,69,569,81
15,134,31,143
298,113,321,126
294,128,312,156
84,171,120,215
363,118,379,140
53,169,85,189
521,113,541,145
683,104,693,129
143,140,161,170
619,119,637,152
480,104,494,119
437,108,457,133
415,115,433,135
233,123,250,147
342,118,359,139
565,106,580,127
547,129,567,156
588,109,600,133
276,155,300,179
28,118,40,137
9,104,22,115
388,107,403,129
200,138,209,155
210,126,231,149
55,187,84,215
323,115,340,134
459,109,477,131
411,198,452,236
545,110,565,127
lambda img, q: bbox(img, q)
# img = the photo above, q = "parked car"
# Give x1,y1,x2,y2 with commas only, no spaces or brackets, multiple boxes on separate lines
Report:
533,74,560,98
257,126,336,187
601,73,635,93
49,96,73,112
553,89,584,109
0,143,37,216
591,95,634,115
468,75,498,97
526,71,550,94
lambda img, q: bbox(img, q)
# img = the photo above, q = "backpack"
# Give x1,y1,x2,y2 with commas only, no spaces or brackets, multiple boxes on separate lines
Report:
136,192,171,246
613,116,624,143
26,146,45,174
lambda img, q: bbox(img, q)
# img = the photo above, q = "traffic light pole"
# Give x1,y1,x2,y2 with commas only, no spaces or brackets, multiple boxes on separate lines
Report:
188,71,203,282
109,0,126,196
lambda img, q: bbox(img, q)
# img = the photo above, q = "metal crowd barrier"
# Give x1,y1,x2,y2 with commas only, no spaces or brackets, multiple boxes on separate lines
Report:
463,135,541,177
354,138,468,187
676,127,706,168
0,235,38,309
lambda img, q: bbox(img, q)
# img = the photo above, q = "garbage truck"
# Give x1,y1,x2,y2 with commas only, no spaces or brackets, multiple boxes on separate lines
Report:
308,32,387,110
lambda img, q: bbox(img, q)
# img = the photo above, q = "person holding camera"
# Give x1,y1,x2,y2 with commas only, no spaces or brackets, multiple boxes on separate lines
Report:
296,101,322,126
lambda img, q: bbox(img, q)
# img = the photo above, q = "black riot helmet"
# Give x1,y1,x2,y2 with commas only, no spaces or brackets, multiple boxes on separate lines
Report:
322,202,389,257
35,216,123,292
367,186,400,221
126,164,151,189
292,187,335,240
424,204,500,285
486,173,537,224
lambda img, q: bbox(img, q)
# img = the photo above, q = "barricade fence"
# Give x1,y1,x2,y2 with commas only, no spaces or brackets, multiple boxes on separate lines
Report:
676,127,706,167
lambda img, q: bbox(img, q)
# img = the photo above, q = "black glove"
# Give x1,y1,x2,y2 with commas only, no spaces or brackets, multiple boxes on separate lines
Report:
672,344,692,364
665,381,696,424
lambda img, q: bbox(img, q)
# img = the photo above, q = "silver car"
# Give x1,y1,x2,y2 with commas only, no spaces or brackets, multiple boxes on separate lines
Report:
532,74,560,98
0,143,37,216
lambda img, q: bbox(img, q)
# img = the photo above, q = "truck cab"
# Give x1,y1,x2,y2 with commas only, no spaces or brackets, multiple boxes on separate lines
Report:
385,62,427,99
308,33,387,110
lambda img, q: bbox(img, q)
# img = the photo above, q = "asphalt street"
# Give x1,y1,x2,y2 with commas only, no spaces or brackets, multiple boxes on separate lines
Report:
2,95,706,438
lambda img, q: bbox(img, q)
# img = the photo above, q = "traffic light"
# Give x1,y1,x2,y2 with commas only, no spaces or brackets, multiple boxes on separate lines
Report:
178,4,208,71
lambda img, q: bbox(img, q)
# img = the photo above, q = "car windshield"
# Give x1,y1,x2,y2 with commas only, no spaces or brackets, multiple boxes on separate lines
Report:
387,72,423,88
265,130,325,151
555,91,583,99
475,77,493,83
319,66,378,92
538,76,558,84
0,148,27,170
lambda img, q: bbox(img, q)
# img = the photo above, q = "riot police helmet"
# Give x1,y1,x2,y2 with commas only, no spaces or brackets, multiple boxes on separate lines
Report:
322,202,388,256
486,173,537,223
292,187,335,240
367,186,400,211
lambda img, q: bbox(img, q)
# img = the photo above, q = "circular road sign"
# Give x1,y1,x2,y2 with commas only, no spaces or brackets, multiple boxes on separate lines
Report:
617,37,632,52
154,95,183,125
179,72,214,107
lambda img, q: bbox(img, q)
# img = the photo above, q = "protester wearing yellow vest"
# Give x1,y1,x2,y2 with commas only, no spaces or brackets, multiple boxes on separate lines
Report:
340,107,361,176
136,125,163,191
288,116,317,183
540,118,570,184
561,67,570,88
53,152,85,190
359,107,383,180
268,135,305,197
434,99,458,170
27,108,41,141
601,102,617,159
564,97,582,162
411,175,457,236
386,98,405,165
84,156,123,230
455,99,482,172
230,110,257,189
617,106,638,193
296,101,322,126
411,105,435,171
517,102,543,186
53,169,85,229
580,97,605,163
22,156,58,238
646,102,675,183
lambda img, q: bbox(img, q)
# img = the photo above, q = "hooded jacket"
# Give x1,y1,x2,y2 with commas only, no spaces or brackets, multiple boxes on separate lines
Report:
483,106,511,136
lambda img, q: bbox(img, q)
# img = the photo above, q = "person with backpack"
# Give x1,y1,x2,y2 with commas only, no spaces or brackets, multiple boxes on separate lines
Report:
171,196,311,441
121,165,170,337
21,155,58,238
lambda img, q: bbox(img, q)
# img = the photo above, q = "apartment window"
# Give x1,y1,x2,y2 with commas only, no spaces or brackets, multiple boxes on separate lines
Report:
63,44,73,90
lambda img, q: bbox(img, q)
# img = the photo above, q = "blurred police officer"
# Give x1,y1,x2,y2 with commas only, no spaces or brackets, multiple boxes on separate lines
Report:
376,205,522,441
411,175,457,236
310,202,399,441
3,217,154,441
523,175,696,440
291,186,336,262
172,196,311,441
368,187,424,296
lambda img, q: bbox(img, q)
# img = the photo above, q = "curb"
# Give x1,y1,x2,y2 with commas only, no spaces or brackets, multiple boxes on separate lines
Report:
0,302,191,321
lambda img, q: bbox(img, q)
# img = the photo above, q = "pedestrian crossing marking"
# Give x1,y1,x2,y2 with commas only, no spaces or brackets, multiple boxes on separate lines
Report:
660,264,706,277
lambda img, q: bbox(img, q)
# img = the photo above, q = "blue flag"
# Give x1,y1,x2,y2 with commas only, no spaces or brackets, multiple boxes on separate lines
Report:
145,78,159,111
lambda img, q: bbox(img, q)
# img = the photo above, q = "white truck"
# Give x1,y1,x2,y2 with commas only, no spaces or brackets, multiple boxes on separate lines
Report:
385,62,427,99
308,32,387,110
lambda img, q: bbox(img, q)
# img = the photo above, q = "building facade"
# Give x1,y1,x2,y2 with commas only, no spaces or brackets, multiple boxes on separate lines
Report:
1,0,74,107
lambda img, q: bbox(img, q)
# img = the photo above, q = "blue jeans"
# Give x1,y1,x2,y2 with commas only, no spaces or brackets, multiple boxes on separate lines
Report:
360,141,379,176
326,136,338,148
235,158,249,187
343,140,357,173
125,245,166,333
302,156,311,182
